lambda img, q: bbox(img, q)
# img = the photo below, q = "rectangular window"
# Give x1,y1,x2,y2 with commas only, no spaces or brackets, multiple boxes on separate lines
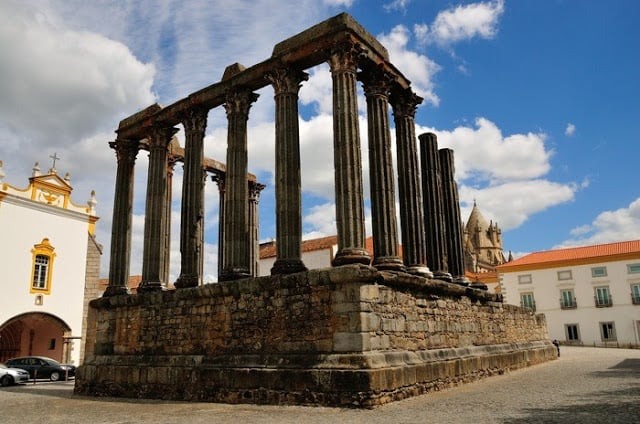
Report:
631,284,640,305
560,289,577,309
518,274,532,284
628,264,640,274
591,266,607,278
32,255,49,289
594,286,612,307
520,292,535,311
49,338,56,350
557,270,572,280
565,324,580,342
600,322,616,341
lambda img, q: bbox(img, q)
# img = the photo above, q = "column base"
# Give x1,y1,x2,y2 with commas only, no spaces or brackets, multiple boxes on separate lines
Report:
137,281,164,293
219,267,251,282
433,271,452,283
102,285,129,297
406,265,433,278
174,274,200,289
332,247,371,267
271,259,308,275
469,282,489,291
372,256,405,272
452,275,470,286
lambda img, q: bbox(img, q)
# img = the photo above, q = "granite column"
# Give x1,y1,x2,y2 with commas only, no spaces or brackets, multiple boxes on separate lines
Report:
104,139,138,297
328,43,371,267
267,68,309,275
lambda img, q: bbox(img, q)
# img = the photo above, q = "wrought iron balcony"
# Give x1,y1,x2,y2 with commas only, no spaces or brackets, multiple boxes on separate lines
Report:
520,301,536,312
560,298,577,309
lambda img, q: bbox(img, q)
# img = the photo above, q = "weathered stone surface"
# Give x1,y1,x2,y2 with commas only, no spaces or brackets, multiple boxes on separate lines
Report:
77,266,555,407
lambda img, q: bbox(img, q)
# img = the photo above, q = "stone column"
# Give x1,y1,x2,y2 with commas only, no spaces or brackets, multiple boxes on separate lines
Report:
266,68,309,275
175,108,208,288
212,173,225,279
139,126,178,292
439,148,467,285
391,89,432,277
248,181,265,277
104,139,138,297
328,43,371,267
419,132,451,281
219,88,259,281
162,156,177,285
359,67,403,271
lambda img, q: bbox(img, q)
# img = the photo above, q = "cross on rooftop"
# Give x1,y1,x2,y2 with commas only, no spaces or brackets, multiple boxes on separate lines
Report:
50,152,60,170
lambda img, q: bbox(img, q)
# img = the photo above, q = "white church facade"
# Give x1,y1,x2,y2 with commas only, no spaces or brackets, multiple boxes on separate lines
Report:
0,160,101,365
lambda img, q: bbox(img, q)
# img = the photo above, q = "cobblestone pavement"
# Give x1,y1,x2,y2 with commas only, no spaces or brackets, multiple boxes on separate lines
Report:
1,346,639,424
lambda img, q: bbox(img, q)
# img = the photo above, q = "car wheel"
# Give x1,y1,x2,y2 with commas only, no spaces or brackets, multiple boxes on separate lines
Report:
50,371,60,382
0,375,13,387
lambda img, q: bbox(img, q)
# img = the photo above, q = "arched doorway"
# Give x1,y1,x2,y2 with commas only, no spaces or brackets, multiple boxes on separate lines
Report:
0,313,72,363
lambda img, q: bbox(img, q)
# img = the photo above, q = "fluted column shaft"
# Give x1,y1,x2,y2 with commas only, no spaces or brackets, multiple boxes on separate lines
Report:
162,157,177,284
419,132,450,280
212,174,225,278
328,43,371,266
219,89,259,281
360,68,403,271
139,126,177,292
176,109,208,288
391,90,431,277
248,182,265,277
267,68,309,274
105,139,138,297
439,148,466,281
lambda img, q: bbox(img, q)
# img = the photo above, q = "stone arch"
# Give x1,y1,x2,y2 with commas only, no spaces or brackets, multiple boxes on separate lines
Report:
0,312,72,363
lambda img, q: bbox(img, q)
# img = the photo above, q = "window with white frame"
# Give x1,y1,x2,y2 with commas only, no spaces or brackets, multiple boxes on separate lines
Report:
565,324,580,342
599,322,616,341
557,270,572,280
520,292,535,310
631,284,640,305
628,264,640,274
518,274,532,284
32,255,50,289
594,286,612,307
591,266,607,278
560,289,576,309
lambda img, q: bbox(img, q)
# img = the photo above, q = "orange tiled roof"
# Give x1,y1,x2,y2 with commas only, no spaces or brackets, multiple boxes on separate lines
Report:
259,235,397,259
497,239,640,272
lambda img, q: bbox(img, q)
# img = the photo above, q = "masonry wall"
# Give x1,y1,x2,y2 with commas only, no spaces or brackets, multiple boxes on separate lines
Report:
77,265,556,407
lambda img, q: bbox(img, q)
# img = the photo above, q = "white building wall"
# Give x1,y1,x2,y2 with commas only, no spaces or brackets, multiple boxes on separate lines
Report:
259,246,337,277
501,259,640,347
0,196,91,364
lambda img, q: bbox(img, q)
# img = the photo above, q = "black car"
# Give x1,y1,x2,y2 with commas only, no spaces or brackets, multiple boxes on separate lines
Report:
5,356,76,381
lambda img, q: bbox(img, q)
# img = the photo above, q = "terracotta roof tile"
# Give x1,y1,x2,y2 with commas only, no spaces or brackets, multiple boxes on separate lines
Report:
498,239,640,271
259,235,400,259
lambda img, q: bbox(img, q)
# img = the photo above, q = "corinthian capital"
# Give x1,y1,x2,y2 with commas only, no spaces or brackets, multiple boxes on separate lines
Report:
182,108,208,134
390,88,424,118
359,65,394,98
327,42,366,73
266,68,309,96
223,88,260,118
110,139,139,164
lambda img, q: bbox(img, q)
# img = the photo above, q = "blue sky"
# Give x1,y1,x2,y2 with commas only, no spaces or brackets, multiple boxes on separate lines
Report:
1,0,638,280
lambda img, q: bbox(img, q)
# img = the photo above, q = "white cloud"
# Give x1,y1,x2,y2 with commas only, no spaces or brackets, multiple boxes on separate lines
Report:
377,25,441,105
560,198,640,247
384,0,411,12
420,0,505,46
420,117,551,183
565,123,576,137
419,118,580,231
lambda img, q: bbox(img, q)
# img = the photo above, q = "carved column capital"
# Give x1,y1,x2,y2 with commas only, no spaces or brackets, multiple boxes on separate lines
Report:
359,66,394,98
110,139,139,164
248,181,266,203
327,42,366,73
223,88,260,118
182,107,208,133
148,126,179,150
266,68,309,96
391,89,424,119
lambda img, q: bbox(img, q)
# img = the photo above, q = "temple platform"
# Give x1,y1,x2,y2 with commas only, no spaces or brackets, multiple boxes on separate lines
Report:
75,265,556,407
